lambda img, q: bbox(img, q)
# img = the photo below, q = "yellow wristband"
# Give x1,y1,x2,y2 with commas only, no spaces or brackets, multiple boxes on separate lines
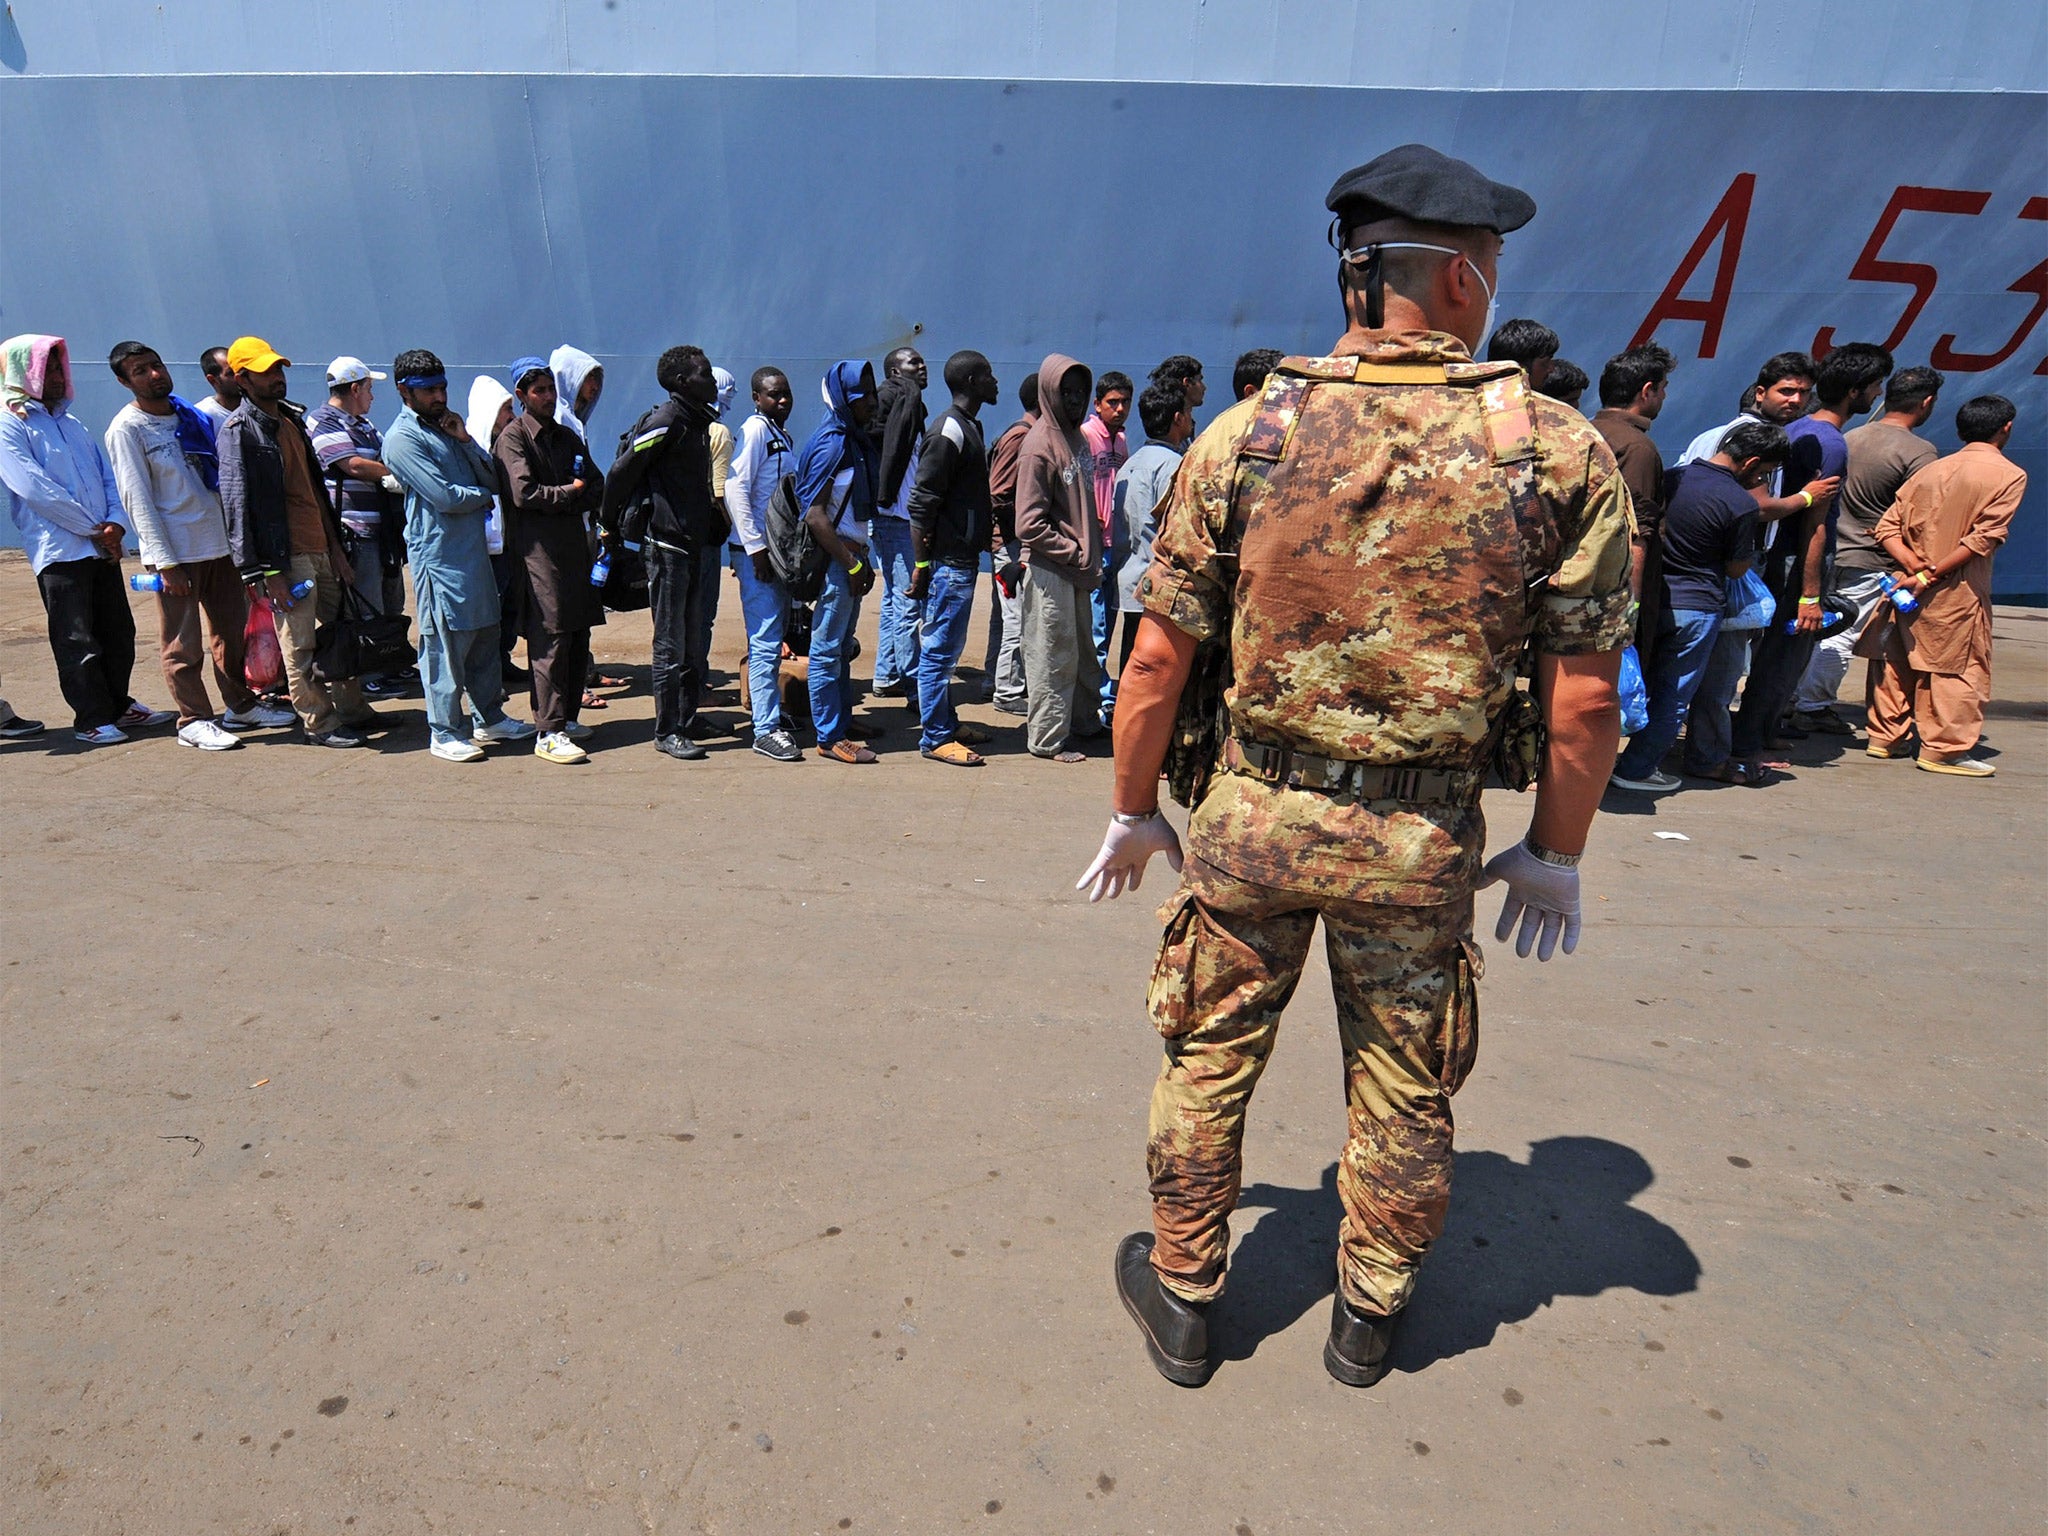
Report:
1798,597,1821,606
1798,490,1815,509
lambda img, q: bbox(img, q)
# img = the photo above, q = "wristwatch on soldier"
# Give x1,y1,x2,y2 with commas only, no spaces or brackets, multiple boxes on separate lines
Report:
1523,834,1581,868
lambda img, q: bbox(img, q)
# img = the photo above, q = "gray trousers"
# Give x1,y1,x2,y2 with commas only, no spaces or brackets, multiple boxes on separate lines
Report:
1794,568,1889,712
1020,562,1105,756
983,539,1027,706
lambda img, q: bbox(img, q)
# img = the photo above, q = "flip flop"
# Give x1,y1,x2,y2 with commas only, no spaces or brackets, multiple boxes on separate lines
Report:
580,689,609,710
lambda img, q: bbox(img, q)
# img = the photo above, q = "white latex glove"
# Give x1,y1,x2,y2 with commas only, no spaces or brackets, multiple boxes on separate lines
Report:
1077,814,1184,904
380,474,403,494
1477,839,1582,961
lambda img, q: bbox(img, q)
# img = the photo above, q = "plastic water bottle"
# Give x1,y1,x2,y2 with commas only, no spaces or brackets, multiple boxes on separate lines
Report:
572,453,586,481
289,578,315,601
590,550,611,587
129,572,164,592
1879,572,1920,614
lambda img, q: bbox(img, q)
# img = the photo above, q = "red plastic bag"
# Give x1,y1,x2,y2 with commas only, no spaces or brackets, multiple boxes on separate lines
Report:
244,591,284,692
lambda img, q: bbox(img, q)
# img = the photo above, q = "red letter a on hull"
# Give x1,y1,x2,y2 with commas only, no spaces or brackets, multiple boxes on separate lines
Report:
1630,174,1757,360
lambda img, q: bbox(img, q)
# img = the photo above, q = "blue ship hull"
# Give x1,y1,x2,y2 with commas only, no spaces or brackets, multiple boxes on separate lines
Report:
4,2,2044,592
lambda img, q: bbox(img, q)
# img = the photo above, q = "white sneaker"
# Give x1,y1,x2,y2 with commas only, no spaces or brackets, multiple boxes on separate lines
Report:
430,737,486,763
561,720,593,740
73,723,129,747
1609,768,1682,793
118,702,176,729
222,701,298,730
473,716,538,744
534,731,589,764
177,719,242,752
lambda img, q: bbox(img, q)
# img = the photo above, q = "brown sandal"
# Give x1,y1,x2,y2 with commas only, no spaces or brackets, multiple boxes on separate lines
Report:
580,689,608,710
818,739,878,764
922,741,985,767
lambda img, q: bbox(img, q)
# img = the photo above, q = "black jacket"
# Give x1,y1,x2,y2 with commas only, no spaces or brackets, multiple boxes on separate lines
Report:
907,407,991,566
217,399,345,579
599,392,726,551
870,375,928,508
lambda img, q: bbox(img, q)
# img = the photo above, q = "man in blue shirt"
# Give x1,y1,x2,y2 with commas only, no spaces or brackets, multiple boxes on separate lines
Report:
1610,421,1785,793
383,348,535,763
0,333,174,745
1729,342,1890,766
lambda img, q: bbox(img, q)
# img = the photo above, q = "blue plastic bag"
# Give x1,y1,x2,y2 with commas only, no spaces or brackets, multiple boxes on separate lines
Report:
1618,644,1650,737
1722,567,1776,631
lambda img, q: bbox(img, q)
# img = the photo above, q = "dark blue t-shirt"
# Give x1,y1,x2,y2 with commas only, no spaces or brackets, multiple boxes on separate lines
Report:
1660,459,1760,612
1784,415,1849,553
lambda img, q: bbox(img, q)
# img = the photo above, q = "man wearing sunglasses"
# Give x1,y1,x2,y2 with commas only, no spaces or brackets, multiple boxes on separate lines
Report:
1083,143,1633,1390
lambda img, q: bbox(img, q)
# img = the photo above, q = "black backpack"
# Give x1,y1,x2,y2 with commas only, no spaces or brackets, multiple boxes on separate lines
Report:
764,473,830,601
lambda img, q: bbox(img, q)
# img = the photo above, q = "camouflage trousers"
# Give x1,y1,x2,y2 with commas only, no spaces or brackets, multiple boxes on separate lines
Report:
1145,855,1481,1317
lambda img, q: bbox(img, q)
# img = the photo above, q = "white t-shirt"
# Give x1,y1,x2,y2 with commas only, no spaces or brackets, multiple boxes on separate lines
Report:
828,467,867,548
193,395,234,439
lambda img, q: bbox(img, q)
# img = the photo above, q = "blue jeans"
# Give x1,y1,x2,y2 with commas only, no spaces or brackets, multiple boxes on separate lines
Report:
1615,608,1721,779
808,557,861,746
868,517,921,688
1090,541,1122,715
917,561,977,752
1684,626,1753,772
735,550,786,737
420,623,507,745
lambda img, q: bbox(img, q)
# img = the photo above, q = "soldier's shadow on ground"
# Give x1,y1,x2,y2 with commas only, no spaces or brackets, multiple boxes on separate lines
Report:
1215,1137,1700,1372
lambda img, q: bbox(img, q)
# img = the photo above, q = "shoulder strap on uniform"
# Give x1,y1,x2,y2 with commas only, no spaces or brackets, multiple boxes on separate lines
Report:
1241,371,1312,463
1476,373,1538,466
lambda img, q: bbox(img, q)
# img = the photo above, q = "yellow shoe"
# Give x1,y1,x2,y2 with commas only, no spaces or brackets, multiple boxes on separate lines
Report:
1915,755,1994,777
1866,743,1915,759
534,731,588,765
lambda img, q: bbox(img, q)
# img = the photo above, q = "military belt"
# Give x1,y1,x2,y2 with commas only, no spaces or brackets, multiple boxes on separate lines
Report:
1223,737,1479,805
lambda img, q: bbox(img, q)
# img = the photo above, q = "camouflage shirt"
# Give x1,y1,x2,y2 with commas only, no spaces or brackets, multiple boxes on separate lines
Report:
1137,330,1634,905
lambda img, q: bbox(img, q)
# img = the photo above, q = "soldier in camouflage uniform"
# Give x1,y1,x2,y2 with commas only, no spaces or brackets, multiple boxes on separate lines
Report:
1078,144,1635,1388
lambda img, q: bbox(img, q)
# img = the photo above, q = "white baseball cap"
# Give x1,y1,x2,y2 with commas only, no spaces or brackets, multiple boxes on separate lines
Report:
326,356,387,387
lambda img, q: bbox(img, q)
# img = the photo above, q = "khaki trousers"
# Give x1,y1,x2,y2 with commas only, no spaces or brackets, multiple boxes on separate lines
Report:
272,551,366,736
1145,856,1480,1317
156,555,257,725
1866,624,1987,761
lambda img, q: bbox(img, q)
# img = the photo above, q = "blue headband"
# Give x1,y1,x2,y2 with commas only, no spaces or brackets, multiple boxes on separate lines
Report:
398,373,447,390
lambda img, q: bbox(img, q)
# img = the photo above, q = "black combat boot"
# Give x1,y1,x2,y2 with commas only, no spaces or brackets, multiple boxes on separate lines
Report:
1114,1232,1211,1386
1323,1291,1398,1387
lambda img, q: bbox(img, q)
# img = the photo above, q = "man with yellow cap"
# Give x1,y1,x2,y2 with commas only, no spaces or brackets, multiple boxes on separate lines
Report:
1080,144,1635,1387
216,335,376,747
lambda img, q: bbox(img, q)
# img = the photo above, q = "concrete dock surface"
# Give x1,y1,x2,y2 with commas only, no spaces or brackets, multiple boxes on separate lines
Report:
3,559,2042,1534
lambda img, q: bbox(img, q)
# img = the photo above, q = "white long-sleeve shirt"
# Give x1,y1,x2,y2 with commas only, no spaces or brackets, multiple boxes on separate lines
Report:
725,412,795,555
105,404,230,568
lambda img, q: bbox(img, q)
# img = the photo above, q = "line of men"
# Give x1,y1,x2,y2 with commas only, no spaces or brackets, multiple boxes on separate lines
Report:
0,328,1291,770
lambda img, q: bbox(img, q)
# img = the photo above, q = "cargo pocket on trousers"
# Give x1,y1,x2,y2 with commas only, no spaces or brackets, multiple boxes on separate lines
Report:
1436,938,1482,1096
1146,889,1204,1039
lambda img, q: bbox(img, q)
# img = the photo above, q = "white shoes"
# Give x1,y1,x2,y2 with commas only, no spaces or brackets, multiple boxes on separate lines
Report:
222,701,298,729
74,723,129,747
534,731,589,764
473,716,538,744
430,737,486,763
177,719,242,751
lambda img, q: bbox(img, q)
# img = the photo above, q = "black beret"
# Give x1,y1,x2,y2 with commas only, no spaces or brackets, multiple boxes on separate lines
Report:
1325,143,1536,234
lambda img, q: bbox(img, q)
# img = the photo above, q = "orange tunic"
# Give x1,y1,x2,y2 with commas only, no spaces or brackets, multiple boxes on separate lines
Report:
1872,443,2025,675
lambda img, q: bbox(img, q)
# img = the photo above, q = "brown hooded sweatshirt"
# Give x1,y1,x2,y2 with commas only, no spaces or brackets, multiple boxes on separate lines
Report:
1014,353,1101,586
